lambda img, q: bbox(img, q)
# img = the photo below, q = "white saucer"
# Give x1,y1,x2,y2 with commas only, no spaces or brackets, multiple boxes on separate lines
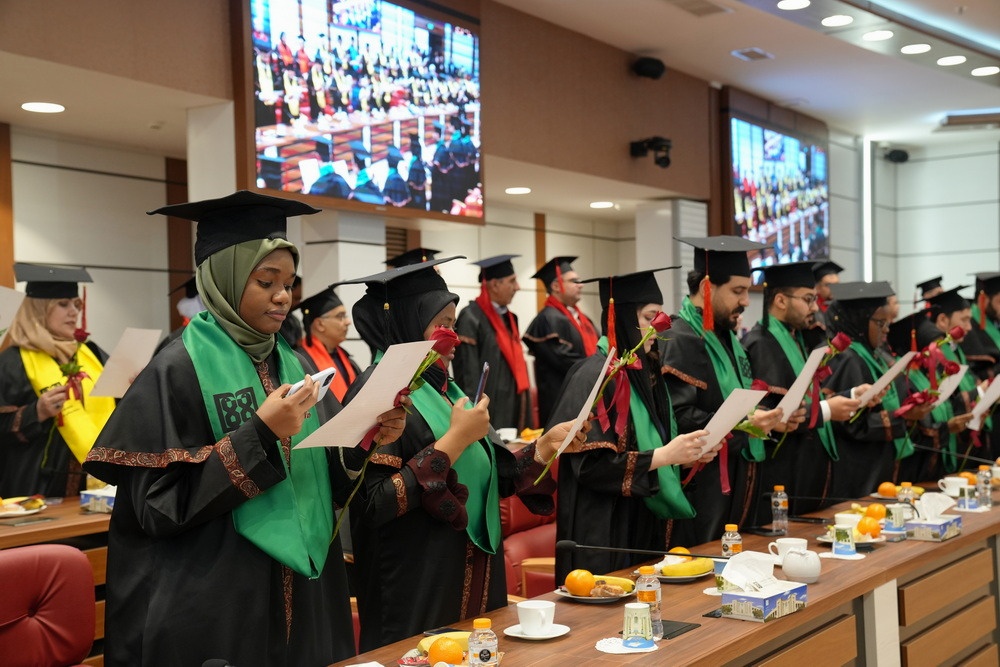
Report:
819,551,865,560
503,623,570,640
702,586,722,596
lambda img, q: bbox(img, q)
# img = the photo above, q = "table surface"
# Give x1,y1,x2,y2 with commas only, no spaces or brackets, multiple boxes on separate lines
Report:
0,498,110,549
333,496,1000,666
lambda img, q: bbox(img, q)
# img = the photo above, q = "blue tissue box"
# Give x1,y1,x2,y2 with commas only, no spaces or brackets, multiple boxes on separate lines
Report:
721,581,807,623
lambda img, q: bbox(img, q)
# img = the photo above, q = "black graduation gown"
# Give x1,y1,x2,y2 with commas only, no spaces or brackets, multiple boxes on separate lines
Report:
82,339,356,667
742,323,835,519
548,354,667,582
960,319,1000,460
344,366,554,652
454,301,531,431
0,341,108,497
523,305,594,428
659,317,756,546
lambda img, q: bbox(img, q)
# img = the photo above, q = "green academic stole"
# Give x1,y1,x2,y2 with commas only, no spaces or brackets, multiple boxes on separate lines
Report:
764,318,838,460
849,341,914,460
409,377,501,555
679,297,765,461
905,366,959,472
597,338,695,519
972,305,1000,352
183,312,332,578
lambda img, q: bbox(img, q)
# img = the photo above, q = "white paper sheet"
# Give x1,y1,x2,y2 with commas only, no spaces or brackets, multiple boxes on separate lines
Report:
295,340,434,448
699,388,768,455
970,376,1000,430
89,328,163,398
932,364,969,408
855,351,916,406
0,286,25,342
555,347,616,456
776,346,828,423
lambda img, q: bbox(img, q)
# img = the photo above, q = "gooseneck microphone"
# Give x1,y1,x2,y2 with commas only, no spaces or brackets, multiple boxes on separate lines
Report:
556,539,725,560
909,441,997,466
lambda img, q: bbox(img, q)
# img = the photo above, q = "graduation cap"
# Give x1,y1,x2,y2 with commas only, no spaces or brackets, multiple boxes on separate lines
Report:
829,280,895,311
916,276,943,297
168,275,198,299
386,146,403,166
296,287,343,330
886,311,929,355
147,190,319,265
531,256,578,290
385,247,440,268
408,132,421,144
676,236,766,279
754,261,817,290
349,140,371,161
974,272,1000,296
579,267,677,351
338,256,464,299
813,260,844,280
14,263,92,299
926,285,970,315
472,254,519,282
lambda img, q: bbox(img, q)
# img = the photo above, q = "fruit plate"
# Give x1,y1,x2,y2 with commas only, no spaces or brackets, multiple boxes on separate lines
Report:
870,493,897,500
554,588,635,604
0,506,44,518
633,568,713,584
816,534,886,545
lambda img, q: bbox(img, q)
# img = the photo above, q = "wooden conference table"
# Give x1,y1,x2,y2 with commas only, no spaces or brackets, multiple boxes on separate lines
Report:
334,498,1000,666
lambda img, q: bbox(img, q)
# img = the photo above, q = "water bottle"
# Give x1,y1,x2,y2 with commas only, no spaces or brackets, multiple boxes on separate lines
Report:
721,524,743,557
896,481,915,506
635,566,663,640
978,466,993,509
468,618,498,666
771,485,789,534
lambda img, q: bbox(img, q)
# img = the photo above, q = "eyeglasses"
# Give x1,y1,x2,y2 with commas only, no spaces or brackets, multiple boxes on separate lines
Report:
320,313,349,321
869,318,890,329
785,294,818,306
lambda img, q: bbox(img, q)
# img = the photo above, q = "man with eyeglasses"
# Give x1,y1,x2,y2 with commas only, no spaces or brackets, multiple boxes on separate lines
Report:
296,287,360,402
743,262,865,521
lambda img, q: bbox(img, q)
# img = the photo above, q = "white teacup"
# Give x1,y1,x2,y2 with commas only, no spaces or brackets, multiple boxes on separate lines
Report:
834,512,862,529
938,476,970,497
767,537,808,564
516,599,555,637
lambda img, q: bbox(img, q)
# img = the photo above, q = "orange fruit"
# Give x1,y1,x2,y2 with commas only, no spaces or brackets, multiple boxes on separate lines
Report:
857,516,881,538
564,569,596,596
864,503,887,521
668,546,692,561
427,636,465,665
877,481,897,498
959,471,979,486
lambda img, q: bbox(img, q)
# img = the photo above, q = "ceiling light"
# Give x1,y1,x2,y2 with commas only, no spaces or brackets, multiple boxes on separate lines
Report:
504,187,531,195
821,15,853,27
937,55,967,66
776,0,809,10
862,30,894,42
590,201,614,209
900,43,932,55
971,66,1000,77
21,102,65,114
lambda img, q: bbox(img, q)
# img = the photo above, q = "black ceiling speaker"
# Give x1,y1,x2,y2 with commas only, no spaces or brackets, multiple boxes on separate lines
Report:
885,149,909,163
633,56,666,80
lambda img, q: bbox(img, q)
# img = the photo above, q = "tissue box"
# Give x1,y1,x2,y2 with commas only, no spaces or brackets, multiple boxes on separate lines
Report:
906,514,961,542
80,485,117,513
714,559,740,592
721,581,807,623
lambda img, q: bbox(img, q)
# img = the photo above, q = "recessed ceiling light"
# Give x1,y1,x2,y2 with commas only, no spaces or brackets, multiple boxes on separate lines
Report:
862,30,894,42
776,0,809,10
821,14,853,27
589,201,614,209
21,102,65,114
504,187,531,195
900,43,931,55
936,55,967,66
971,66,1000,77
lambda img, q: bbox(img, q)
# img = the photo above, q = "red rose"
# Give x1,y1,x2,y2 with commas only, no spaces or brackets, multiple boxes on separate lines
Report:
814,365,833,382
942,360,960,376
751,379,770,393
830,332,851,352
651,311,672,333
949,326,966,342
429,326,460,356
73,328,90,343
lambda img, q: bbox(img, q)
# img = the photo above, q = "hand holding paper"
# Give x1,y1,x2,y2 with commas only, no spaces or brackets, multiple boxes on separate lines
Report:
699,388,768,455
969,377,1000,431
776,347,827,422
856,352,916,406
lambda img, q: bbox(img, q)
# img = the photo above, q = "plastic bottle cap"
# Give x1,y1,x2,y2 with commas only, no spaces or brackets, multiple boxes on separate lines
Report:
774,485,785,491
639,565,655,574
900,482,912,487
725,524,738,531
980,465,991,470
473,618,491,629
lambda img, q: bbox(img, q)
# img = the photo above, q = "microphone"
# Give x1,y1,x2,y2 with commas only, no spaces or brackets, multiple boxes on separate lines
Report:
909,441,997,466
556,539,725,560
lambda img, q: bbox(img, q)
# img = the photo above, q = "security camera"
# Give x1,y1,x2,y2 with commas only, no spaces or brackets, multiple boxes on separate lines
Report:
654,151,671,168
630,136,672,168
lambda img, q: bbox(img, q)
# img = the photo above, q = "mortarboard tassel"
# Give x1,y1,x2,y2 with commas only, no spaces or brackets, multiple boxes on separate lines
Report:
606,277,617,352
979,290,988,330
555,263,564,295
761,282,769,327
701,274,714,332
81,285,87,332
910,327,917,352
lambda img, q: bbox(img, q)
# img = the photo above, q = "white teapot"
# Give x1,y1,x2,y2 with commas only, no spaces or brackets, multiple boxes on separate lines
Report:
781,548,821,584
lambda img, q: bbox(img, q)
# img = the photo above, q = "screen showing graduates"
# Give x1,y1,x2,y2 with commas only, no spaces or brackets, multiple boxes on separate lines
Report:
250,0,483,218
729,116,829,284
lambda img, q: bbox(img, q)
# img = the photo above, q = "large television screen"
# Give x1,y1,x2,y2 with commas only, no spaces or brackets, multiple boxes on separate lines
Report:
247,0,482,219
728,116,829,283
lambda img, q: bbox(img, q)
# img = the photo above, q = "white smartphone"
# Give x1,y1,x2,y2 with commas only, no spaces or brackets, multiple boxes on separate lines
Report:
286,367,337,402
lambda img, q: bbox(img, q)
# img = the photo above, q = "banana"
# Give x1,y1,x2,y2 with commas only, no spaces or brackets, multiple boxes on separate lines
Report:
594,575,635,593
661,557,714,577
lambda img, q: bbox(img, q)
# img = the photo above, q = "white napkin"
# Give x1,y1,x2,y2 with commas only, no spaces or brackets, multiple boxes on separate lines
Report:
719,551,778,592
915,492,955,520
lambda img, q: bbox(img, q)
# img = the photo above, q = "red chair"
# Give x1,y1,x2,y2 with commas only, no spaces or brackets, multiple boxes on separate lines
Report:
500,478,558,599
0,544,95,667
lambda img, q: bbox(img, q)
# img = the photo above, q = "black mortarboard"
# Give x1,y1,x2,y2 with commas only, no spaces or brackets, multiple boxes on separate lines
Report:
168,275,198,299
338,256,464,299
386,146,403,166
408,132,421,144
829,280,895,310
813,260,844,280
296,287,343,330
974,272,1000,296
147,190,319,265
916,276,943,296
754,261,817,290
580,267,678,307
349,140,371,161
385,247,440,268
676,236,766,278
926,285,970,314
886,311,928,355
531,256,577,287
14,263,92,299
472,255,518,282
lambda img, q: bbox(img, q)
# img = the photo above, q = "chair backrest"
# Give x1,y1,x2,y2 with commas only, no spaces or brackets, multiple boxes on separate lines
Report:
0,544,95,667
